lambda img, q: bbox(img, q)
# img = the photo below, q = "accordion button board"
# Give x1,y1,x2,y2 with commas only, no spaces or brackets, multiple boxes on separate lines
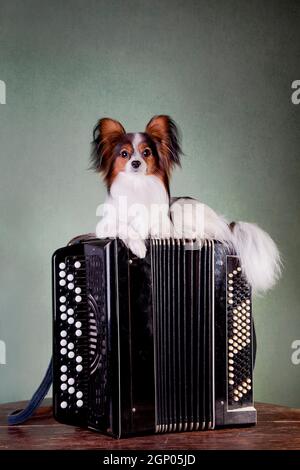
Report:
52,238,256,437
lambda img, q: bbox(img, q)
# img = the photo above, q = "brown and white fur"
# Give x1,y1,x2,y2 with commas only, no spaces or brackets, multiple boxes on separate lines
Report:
91,115,281,294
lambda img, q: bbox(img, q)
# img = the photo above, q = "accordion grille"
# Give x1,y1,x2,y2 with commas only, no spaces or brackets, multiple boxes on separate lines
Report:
86,254,108,423
151,239,214,432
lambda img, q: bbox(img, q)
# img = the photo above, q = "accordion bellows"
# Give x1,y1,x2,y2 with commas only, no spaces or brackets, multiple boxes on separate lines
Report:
52,238,256,438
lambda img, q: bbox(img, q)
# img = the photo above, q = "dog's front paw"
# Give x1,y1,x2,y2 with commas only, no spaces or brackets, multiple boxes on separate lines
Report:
127,238,147,259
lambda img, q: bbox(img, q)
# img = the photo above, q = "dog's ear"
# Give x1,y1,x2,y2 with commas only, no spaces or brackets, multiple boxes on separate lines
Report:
145,115,182,174
91,118,126,172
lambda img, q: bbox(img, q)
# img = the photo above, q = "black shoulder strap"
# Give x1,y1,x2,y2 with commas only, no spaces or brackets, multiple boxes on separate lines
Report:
7,359,53,425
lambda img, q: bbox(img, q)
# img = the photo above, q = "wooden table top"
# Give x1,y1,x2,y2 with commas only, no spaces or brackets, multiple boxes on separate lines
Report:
0,400,299,450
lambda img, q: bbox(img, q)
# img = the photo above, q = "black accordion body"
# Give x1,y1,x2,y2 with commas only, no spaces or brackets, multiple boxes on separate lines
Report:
52,238,256,438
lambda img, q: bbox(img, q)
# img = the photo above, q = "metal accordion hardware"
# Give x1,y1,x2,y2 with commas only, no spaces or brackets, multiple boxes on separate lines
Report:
52,238,257,438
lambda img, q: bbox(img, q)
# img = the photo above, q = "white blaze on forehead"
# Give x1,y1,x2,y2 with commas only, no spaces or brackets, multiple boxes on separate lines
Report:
132,133,143,158
125,132,147,174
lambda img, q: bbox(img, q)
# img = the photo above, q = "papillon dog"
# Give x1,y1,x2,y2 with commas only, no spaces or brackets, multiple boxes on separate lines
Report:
91,115,281,295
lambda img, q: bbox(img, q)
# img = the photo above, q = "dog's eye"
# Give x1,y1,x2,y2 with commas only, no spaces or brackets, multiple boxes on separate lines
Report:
121,150,128,158
143,148,151,157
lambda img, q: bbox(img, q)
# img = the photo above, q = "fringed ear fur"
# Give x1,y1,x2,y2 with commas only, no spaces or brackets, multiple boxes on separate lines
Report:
90,117,126,173
145,115,182,175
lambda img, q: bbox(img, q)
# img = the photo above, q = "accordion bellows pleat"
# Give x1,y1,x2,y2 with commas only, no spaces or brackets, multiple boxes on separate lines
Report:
52,238,256,438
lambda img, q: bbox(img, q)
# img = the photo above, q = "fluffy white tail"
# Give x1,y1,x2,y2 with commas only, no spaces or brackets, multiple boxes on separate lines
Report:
232,222,282,295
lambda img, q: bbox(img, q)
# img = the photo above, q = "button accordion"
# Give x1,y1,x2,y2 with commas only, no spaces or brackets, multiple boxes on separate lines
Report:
52,237,256,437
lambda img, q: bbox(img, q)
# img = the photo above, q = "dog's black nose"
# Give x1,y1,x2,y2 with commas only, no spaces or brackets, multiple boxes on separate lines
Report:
131,160,141,169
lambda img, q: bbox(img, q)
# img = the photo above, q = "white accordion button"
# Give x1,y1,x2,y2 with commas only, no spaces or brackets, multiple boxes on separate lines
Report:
75,330,82,337
68,351,75,359
68,378,75,385
67,274,74,281
59,271,66,278
60,401,68,409
60,374,67,382
60,365,67,373
67,342,74,350
68,317,74,325
60,313,67,320
74,261,81,269
76,400,83,408
75,295,82,303
60,339,67,346
60,305,66,312
76,364,83,372
60,330,67,337
75,321,82,328
76,356,82,363
68,387,75,394
60,296,66,303
59,263,66,270
68,283,74,290
75,287,81,294
59,279,66,286
60,383,67,391
60,348,67,355
76,391,83,399
67,308,74,315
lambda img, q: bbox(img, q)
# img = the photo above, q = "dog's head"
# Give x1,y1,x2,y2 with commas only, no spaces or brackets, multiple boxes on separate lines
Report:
91,115,182,193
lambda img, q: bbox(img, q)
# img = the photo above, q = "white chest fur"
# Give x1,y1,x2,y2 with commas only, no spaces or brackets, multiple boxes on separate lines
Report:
96,173,171,250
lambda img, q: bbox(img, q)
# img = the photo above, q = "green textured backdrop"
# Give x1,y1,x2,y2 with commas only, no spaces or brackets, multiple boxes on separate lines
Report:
0,0,299,407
